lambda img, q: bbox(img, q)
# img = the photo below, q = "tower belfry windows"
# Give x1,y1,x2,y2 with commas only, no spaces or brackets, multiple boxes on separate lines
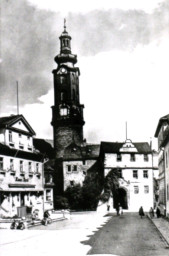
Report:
60,105,69,116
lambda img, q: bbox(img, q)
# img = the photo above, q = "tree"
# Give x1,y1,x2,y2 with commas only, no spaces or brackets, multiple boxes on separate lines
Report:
64,184,83,210
81,171,102,210
100,168,120,206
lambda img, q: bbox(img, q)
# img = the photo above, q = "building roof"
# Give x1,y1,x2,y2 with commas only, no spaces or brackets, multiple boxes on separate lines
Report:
63,143,100,160
0,143,44,162
154,114,169,137
100,141,152,154
33,138,55,159
0,114,36,135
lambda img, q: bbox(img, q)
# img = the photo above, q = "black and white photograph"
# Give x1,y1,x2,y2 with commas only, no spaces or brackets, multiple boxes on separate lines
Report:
0,0,169,255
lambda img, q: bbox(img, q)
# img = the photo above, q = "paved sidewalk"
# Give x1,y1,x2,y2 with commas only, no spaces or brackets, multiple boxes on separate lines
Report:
150,216,169,247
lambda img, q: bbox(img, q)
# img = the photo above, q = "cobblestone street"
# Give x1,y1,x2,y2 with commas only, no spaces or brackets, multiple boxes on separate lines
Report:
83,213,169,256
1,212,169,256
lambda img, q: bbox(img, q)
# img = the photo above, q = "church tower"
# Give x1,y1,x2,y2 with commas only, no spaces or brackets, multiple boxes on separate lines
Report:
51,21,85,158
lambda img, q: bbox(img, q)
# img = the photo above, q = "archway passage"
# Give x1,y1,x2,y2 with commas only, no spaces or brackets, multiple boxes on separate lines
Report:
113,188,128,209
118,188,128,209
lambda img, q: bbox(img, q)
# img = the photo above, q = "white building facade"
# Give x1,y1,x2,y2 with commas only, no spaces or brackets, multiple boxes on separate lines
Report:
100,140,156,212
155,114,169,217
0,115,44,218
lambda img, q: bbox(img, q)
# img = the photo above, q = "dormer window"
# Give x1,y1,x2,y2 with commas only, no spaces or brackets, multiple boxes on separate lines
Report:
144,154,148,162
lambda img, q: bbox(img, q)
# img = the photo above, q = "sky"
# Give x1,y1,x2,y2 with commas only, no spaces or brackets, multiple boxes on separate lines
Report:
0,0,169,149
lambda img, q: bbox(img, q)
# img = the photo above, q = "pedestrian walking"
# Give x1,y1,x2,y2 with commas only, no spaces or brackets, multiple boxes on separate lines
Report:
119,205,123,215
116,203,120,216
139,206,145,218
156,207,161,218
149,207,154,218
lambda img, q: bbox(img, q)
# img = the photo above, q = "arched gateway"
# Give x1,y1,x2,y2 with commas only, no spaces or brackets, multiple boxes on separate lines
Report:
114,187,128,210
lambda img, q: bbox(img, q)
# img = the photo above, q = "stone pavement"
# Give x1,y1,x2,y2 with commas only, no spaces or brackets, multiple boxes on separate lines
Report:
150,216,169,247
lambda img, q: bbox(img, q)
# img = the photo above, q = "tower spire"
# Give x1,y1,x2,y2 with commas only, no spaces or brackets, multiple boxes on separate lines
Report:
64,18,66,32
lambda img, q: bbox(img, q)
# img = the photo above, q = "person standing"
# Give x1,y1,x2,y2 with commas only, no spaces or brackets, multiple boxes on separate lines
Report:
149,207,154,218
139,206,145,218
156,207,161,218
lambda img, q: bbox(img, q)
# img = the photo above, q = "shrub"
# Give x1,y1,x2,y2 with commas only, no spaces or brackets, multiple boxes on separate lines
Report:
54,196,69,210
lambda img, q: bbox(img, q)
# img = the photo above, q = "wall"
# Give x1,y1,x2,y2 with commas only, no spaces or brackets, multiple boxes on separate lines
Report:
104,153,154,212
4,129,33,152
63,159,97,190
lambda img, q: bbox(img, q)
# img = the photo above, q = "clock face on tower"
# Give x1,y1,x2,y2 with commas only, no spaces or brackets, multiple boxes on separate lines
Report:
59,67,67,74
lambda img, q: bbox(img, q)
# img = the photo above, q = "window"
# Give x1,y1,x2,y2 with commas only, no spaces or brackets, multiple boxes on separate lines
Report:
27,136,30,140
46,189,51,201
60,107,68,116
130,154,135,162
143,170,148,178
133,170,138,178
10,159,14,170
36,163,39,173
19,133,22,138
144,186,149,194
134,186,139,194
0,157,3,169
70,180,74,186
28,162,32,172
19,142,24,149
60,76,66,84
83,160,86,165
20,160,23,172
9,131,12,142
117,153,122,162
144,154,149,162
73,165,77,172
67,165,71,172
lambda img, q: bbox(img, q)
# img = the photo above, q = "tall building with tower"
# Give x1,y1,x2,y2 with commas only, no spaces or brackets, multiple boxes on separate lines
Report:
51,21,85,159
51,22,100,195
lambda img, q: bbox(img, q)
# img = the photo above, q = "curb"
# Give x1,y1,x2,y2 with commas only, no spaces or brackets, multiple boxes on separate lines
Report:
147,215,169,249
27,217,66,228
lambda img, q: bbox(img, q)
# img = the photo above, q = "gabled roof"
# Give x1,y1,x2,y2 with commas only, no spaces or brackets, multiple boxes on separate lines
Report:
100,141,151,154
63,142,100,160
0,114,36,135
154,114,169,137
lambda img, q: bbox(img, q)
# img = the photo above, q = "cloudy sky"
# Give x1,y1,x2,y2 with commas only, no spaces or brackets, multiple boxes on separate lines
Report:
1,0,169,149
